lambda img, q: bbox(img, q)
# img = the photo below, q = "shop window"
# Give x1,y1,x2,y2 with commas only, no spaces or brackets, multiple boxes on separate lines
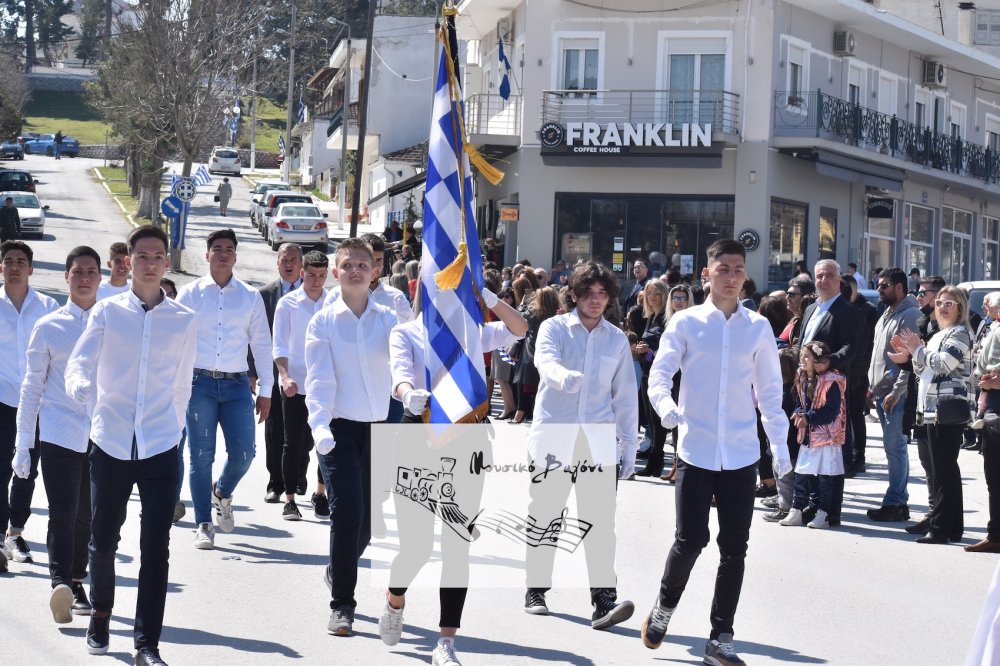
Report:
904,203,933,279
819,207,837,260
983,216,1000,279
941,206,973,284
768,199,807,291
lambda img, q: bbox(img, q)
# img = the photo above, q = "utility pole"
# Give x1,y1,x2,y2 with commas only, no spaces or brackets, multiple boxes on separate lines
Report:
351,0,378,238
282,1,297,183
250,55,257,172
327,17,352,232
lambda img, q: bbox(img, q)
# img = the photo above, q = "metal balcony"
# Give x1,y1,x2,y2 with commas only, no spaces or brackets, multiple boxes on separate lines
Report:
466,93,521,137
773,90,1000,184
540,89,741,137
326,101,359,138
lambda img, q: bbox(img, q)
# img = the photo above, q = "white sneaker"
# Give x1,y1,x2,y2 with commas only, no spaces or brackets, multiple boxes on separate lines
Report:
972,418,986,431
779,508,804,526
378,596,404,646
807,509,830,529
50,584,73,624
212,483,235,533
431,639,462,666
4,534,32,562
193,522,215,550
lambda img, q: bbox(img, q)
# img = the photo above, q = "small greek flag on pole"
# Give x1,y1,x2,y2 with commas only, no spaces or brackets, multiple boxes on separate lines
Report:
297,92,307,123
194,164,212,186
419,5,504,425
277,133,286,153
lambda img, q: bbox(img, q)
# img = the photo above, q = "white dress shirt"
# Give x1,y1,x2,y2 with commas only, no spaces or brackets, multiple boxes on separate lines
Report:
648,300,790,471
176,275,273,393
390,318,521,393
801,293,839,344
16,302,95,452
529,310,639,466
305,296,398,428
324,281,412,322
0,286,58,408
65,291,198,461
97,281,130,301
852,271,867,291
272,287,326,391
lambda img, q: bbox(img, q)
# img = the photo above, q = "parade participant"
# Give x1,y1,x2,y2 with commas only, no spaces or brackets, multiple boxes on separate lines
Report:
0,240,58,566
176,229,272,550
96,242,130,301
304,237,398,637
272,250,329,520
12,246,101,621
643,239,791,665
522,261,639,631
379,279,527,666
65,225,197,665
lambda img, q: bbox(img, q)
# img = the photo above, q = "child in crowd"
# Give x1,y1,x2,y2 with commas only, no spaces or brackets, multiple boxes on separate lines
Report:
780,341,847,529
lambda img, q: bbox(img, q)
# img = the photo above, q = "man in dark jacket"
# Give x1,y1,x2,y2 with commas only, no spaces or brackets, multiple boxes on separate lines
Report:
843,274,878,476
0,198,19,242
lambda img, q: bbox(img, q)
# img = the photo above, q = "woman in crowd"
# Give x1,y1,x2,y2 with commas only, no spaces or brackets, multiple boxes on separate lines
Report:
491,289,518,420
758,294,793,339
405,260,420,302
512,286,560,424
389,260,409,300
652,284,694,482
739,277,757,311
895,285,973,544
635,280,669,477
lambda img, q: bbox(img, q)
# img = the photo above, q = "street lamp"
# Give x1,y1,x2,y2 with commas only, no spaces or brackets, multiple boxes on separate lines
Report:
327,16,350,232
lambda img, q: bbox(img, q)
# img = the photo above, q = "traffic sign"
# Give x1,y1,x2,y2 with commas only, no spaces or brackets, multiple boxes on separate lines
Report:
173,178,197,202
161,196,183,219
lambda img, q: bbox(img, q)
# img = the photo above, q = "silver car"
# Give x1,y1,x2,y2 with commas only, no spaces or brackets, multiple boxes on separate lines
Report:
266,202,328,252
0,190,48,238
249,181,290,228
209,147,241,176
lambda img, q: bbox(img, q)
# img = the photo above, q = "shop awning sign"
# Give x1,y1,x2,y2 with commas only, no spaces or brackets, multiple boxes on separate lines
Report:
540,121,713,156
499,206,519,222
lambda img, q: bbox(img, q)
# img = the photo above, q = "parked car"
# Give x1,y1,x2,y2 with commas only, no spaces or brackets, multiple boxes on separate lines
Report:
17,132,39,145
209,146,241,175
22,134,80,157
258,191,312,237
0,140,23,160
265,202,328,252
249,181,290,227
957,281,1000,317
0,169,38,192
0,190,48,237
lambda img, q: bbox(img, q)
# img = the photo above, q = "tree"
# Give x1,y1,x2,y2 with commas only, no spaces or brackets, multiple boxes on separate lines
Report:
35,0,74,65
75,0,104,65
0,50,29,138
381,0,437,16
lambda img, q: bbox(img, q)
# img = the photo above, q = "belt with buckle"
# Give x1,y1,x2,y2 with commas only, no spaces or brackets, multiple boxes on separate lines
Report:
194,368,247,380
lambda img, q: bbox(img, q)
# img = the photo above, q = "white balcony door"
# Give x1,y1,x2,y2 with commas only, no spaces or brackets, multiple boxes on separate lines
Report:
664,37,727,128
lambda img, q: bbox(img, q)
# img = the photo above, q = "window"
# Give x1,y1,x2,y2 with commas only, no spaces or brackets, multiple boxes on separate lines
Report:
790,63,802,98
878,75,896,116
941,206,973,284
769,199,808,291
866,200,897,283
560,38,599,96
976,10,1000,45
904,203,934,279
786,40,808,105
663,35,728,126
983,216,1000,279
848,83,860,107
819,207,837,259
989,131,1000,153
915,101,926,129
950,102,966,140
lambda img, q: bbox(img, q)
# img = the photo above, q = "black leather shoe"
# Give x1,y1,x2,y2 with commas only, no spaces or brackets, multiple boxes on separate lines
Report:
916,533,949,544
264,490,281,504
87,613,110,655
867,505,910,522
754,483,778,498
905,518,931,535
135,646,167,665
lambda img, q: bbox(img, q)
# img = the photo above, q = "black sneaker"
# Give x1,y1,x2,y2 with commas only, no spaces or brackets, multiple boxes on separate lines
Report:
327,605,354,636
264,490,281,504
704,632,746,666
282,501,302,521
312,492,330,519
524,590,549,615
71,581,93,615
87,613,110,655
867,505,910,522
762,508,790,523
905,517,931,535
0,546,7,573
134,646,167,665
591,589,635,630
753,483,777,498
641,599,675,649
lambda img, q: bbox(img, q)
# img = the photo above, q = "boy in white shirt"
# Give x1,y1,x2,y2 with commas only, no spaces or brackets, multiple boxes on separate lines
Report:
96,241,130,301
305,237,398,637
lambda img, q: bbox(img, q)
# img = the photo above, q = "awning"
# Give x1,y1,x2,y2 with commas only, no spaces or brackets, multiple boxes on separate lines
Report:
813,149,905,192
368,171,427,205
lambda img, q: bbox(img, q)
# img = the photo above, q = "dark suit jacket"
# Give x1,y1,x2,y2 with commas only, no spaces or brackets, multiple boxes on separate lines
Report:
797,294,861,373
622,277,649,312
247,279,285,386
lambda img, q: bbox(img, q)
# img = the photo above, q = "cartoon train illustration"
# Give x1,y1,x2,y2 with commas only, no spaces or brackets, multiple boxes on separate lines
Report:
395,457,477,535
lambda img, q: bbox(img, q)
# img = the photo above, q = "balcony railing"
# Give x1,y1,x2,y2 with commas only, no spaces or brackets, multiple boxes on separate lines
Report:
466,93,521,137
773,90,1000,184
540,89,741,136
326,101,359,138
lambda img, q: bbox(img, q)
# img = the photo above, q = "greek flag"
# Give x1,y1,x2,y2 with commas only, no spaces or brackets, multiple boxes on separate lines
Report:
277,132,286,153
498,37,512,101
297,92,307,123
419,30,488,425
194,164,212,186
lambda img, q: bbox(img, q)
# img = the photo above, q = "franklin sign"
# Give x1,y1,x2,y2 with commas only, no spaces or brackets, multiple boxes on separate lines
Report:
565,122,711,149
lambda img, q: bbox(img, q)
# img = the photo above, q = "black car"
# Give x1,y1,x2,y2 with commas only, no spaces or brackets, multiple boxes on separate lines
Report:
0,169,37,192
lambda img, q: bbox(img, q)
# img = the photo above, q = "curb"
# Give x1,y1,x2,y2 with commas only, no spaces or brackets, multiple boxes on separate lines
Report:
92,166,141,228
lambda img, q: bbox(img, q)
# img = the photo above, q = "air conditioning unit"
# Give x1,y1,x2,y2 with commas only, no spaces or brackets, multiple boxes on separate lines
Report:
497,16,513,41
923,60,947,88
833,31,856,56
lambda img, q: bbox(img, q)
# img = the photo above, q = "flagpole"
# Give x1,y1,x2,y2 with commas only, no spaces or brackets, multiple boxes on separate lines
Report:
282,1,296,183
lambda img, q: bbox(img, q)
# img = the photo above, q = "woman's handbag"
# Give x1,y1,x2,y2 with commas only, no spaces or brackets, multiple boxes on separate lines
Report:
934,391,971,425
213,194,220,202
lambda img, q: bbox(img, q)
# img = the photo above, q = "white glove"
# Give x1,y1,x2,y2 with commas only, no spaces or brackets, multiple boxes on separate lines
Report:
481,287,499,309
660,407,685,430
773,456,793,480
68,380,92,404
619,448,637,480
402,388,431,415
11,448,31,479
562,371,584,393
314,426,336,455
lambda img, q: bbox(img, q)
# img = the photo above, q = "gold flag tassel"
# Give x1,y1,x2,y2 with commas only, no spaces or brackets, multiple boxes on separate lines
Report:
434,3,504,290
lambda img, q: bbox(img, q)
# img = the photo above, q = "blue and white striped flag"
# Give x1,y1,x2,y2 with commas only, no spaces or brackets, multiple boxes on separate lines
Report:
419,28,489,425
194,164,212,186
277,133,286,153
297,92,307,124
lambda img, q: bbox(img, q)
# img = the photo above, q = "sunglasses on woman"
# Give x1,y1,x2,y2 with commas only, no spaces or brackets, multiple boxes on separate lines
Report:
935,299,958,310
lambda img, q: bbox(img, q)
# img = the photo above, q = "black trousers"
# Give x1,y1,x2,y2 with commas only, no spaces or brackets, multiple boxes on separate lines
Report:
41,441,91,587
264,381,285,494
848,375,869,465
0,402,40,533
317,419,371,609
90,444,177,650
914,425,935,510
926,422,964,538
983,427,1000,541
658,459,756,640
641,373,667,476
281,394,315,496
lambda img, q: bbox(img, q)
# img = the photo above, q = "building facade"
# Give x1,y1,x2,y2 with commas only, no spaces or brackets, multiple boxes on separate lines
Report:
457,0,1000,292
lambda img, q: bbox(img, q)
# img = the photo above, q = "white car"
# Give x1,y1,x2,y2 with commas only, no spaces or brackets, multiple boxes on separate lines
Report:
265,202,328,252
0,190,48,238
258,190,313,237
209,146,241,175
249,181,290,227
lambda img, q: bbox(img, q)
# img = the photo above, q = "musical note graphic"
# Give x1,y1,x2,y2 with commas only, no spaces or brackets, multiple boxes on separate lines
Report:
477,508,592,553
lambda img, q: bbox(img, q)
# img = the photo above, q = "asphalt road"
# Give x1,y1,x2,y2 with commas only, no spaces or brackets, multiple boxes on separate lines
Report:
2,155,999,665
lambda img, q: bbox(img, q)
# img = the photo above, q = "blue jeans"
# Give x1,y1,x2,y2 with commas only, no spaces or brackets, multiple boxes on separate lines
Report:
877,397,910,507
186,373,256,525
